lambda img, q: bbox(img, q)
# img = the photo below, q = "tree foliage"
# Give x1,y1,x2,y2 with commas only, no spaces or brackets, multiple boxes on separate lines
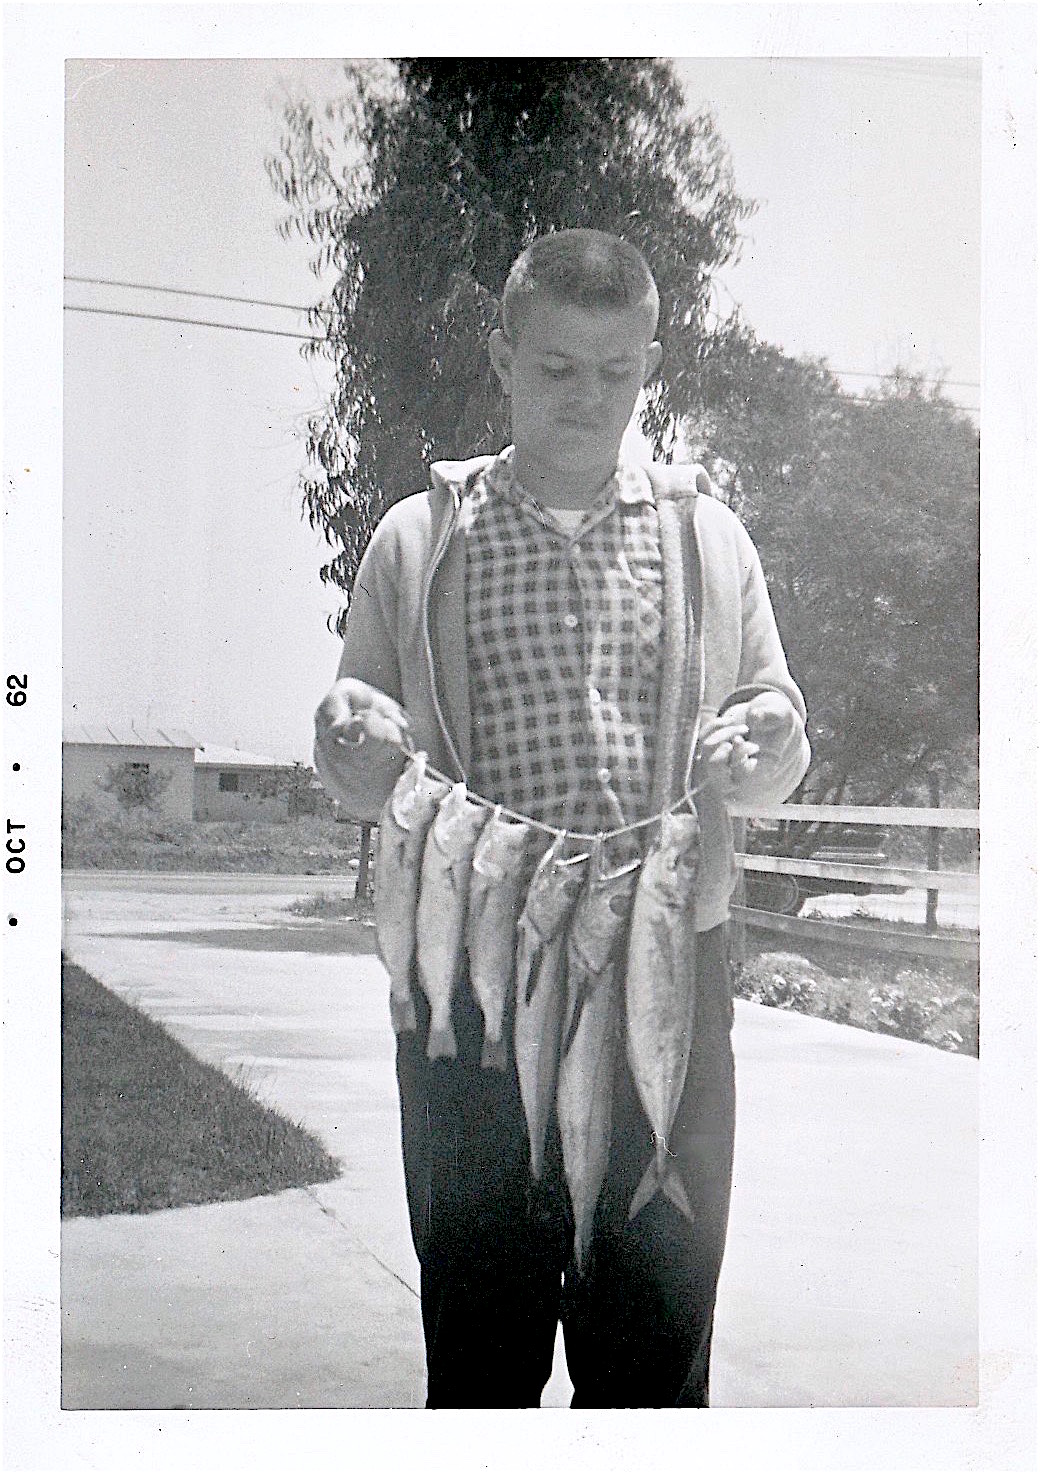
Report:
269,60,979,815
98,761,174,813
268,58,754,627
688,336,979,810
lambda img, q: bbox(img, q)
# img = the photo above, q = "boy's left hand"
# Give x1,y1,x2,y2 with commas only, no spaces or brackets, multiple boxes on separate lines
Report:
696,691,798,799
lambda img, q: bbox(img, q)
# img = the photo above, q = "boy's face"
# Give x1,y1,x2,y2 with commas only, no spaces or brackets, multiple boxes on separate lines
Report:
488,294,662,479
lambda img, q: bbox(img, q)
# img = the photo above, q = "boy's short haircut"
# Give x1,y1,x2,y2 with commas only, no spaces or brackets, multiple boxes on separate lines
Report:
501,228,660,340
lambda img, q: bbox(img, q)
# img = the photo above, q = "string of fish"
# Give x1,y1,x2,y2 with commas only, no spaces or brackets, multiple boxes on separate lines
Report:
369,734,706,1257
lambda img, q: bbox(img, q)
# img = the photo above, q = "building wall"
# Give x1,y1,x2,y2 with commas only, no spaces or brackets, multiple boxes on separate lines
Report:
62,744,195,819
193,767,290,822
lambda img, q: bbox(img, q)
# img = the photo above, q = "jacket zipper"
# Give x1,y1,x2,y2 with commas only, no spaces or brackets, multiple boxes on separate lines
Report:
419,490,467,781
681,497,708,795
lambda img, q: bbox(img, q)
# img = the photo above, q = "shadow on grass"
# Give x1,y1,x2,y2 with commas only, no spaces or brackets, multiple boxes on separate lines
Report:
104,922,378,955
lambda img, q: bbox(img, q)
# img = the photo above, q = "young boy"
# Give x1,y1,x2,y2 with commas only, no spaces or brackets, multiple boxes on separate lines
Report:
314,229,810,1408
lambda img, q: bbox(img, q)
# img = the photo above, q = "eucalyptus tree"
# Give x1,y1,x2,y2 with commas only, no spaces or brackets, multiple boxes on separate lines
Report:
268,58,753,627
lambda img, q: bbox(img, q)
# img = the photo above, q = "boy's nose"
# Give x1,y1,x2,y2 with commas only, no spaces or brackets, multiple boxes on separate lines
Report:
570,370,604,407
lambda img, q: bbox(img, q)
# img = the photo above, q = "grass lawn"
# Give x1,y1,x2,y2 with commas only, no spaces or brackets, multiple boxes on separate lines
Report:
61,960,341,1217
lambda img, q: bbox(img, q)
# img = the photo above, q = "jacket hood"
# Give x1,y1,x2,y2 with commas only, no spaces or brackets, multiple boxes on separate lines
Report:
429,455,497,520
430,450,715,509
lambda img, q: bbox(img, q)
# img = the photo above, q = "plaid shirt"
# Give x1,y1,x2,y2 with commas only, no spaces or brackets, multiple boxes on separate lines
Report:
464,447,663,834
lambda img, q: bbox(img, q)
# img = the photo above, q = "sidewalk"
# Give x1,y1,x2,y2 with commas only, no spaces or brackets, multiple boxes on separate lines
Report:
60,877,978,1409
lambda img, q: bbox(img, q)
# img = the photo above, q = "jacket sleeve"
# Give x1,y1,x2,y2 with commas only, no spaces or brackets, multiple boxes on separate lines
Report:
717,521,812,805
312,518,410,822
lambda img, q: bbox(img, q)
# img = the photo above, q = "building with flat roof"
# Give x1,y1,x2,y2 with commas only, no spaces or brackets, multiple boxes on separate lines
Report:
193,743,300,821
62,724,198,820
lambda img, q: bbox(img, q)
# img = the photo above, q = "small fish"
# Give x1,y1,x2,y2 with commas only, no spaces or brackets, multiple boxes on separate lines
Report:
415,783,488,1060
373,753,450,1034
557,841,642,1270
624,809,702,1224
513,835,589,1180
465,809,530,1071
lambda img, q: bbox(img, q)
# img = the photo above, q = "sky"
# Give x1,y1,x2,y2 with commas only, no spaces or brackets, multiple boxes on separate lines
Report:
60,53,982,765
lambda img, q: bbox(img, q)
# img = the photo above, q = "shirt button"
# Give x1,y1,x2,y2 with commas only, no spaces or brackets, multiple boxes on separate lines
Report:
588,686,602,705
597,767,612,785
563,613,579,630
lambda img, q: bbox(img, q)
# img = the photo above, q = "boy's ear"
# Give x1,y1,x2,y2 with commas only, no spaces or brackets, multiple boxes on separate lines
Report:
488,328,513,392
642,340,664,384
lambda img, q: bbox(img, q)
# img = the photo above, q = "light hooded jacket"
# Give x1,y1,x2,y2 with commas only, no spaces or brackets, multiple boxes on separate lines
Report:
314,453,811,932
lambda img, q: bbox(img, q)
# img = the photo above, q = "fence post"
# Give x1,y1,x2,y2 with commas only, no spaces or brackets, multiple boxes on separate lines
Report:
356,823,373,905
730,816,747,970
925,771,941,933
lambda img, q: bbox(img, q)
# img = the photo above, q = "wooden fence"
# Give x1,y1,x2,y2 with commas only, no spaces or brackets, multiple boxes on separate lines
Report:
729,802,980,965
354,802,980,965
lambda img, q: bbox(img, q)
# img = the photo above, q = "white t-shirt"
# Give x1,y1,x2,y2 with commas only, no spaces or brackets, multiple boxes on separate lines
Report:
542,505,586,535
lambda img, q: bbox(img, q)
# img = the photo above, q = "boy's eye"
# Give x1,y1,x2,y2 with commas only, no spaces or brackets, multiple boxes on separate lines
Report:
542,363,573,379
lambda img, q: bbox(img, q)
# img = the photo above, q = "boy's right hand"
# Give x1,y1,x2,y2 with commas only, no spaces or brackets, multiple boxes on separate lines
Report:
314,678,412,755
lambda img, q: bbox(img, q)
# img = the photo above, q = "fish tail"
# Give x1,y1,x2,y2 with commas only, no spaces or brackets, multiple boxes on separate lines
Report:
388,988,417,1035
627,1161,660,1222
572,1219,593,1276
627,1160,695,1225
425,1020,457,1061
480,1032,510,1072
662,1168,695,1224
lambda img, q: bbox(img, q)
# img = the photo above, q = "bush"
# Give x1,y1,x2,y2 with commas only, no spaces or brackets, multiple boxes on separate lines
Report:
61,808,362,874
733,949,978,1056
97,759,174,812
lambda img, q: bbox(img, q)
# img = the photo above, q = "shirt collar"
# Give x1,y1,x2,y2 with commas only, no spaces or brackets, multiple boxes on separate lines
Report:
485,445,655,512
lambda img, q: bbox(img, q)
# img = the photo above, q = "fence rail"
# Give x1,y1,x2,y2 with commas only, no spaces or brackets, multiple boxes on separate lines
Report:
738,853,980,896
731,804,979,965
730,802,979,828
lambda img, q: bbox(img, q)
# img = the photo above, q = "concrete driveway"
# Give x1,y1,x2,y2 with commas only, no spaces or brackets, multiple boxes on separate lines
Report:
60,873,977,1410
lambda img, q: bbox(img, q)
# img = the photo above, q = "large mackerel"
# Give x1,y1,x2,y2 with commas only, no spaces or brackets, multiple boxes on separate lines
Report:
373,752,450,1034
624,809,702,1223
415,783,488,1059
513,835,588,1180
465,809,530,1071
556,840,642,1270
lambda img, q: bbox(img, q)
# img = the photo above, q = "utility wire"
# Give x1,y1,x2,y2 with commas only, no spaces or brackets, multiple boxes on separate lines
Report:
63,299,979,408
65,273,980,390
833,367,978,390
64,303,318,342
65,273,312,314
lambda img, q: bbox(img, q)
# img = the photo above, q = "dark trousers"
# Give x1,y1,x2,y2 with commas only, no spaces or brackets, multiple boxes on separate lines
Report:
395,925,736,1409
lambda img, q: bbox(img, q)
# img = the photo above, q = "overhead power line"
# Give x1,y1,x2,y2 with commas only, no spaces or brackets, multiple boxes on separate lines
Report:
833,367,978,391
66,275,979,390
64,303,318,342
65,273,312,314
63,293,979,406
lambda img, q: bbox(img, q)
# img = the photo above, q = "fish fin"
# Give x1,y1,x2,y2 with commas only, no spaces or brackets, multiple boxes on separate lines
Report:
480,1033,510,1072
628,1161,696,1225
523,944,544,1006
627,1161,661,1222
662,1168,696,1224
426,1021,457,1061
389,991,417,1035
562,968,593,1055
